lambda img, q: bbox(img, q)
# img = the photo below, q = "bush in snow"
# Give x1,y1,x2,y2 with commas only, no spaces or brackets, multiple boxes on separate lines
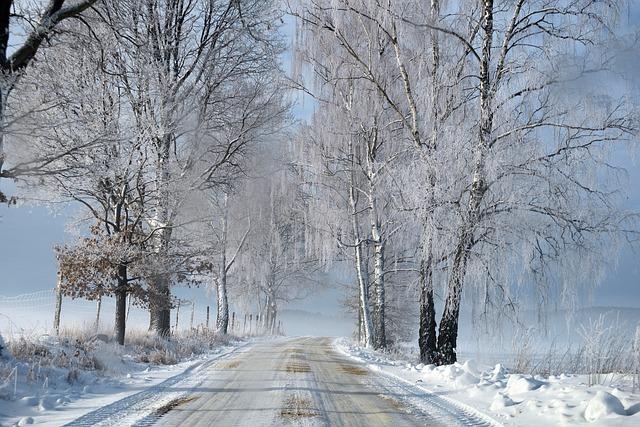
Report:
508,315,635,383
0,326,239,402
580,314,633,386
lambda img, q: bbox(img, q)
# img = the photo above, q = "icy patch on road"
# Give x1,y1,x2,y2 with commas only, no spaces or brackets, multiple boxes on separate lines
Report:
334,338,640,426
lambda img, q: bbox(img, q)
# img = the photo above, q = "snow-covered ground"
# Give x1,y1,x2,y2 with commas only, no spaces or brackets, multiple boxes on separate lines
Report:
0,334,245,427
335,338,640,426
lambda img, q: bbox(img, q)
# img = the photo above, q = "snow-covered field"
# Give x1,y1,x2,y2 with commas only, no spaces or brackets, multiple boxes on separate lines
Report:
0,332,244,427
335,339,640,426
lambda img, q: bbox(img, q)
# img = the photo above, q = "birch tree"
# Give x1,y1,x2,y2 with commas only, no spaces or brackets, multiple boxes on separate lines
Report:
203,192,251,335
422,0,636,364
294,0,637,364
293,0,449,353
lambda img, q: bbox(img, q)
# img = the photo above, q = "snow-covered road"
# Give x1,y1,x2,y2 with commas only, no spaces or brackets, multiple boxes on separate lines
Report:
63,337,500,427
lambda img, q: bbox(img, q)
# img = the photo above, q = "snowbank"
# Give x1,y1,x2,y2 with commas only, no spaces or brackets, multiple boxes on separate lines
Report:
335,338,640,426
0,330,244,426
584,391,626,422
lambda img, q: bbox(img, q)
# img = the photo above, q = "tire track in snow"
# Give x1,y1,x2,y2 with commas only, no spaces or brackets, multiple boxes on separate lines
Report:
373,374,500,427
334,340,503,427
64,342,251,427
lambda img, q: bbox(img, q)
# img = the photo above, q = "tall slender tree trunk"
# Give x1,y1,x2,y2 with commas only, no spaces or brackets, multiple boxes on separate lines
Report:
0,87,6,181
418,0,441,366
0,1,11,185
348,141,374,348
95,295,102,331
367,150,386,350
216,263,229,335
437,0,493,365
149,132,173,337
216,194,230,335
115,264,128,345
0,85,11,204
369,209,386,349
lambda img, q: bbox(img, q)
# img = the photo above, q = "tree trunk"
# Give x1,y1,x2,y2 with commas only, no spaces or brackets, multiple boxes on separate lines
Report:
437,234,470,364
216,196,230,335
263,286,277,336
357,301,362,343
369,191,386,350
0,87,6,180
348,156,374,348
148,126,173,336
216,267,229,334
270,310,277,335
149,277,171,336
418,254,438,364
95,295,102,331
114,264,128,345
418,0,441,366
371,236,386,349
190,301,195,330
436,0,493,366
174,299,181,331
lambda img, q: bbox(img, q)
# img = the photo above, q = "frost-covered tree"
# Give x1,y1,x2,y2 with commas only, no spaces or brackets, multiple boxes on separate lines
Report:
292,0,451,353
0,0,99,193
294,0,638,364
10,0,287,341
427,0,637,364
10,21,159,345
200,191,252,335
89,0,286,336
229,145,319,334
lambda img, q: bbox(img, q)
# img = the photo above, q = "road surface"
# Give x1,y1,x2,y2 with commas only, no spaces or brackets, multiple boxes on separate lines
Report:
66,337,498,427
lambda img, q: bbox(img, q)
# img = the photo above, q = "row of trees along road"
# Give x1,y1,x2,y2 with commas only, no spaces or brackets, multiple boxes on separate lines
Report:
1,0,292,346
292,0,639,364
0,0,638,363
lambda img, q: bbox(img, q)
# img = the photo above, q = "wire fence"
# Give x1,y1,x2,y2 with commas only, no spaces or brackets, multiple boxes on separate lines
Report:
0,289,283,338
0,289,146,338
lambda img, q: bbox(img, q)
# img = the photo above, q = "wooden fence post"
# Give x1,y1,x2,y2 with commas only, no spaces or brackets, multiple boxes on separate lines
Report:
243,314,247,335
190,301,195,330
206,306,210,329
175,300,181,330
53,271,63,335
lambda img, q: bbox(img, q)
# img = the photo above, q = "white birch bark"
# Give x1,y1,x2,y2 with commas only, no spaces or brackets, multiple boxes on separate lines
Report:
216,194,230,335
366,162,386,349
348,140,374,348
